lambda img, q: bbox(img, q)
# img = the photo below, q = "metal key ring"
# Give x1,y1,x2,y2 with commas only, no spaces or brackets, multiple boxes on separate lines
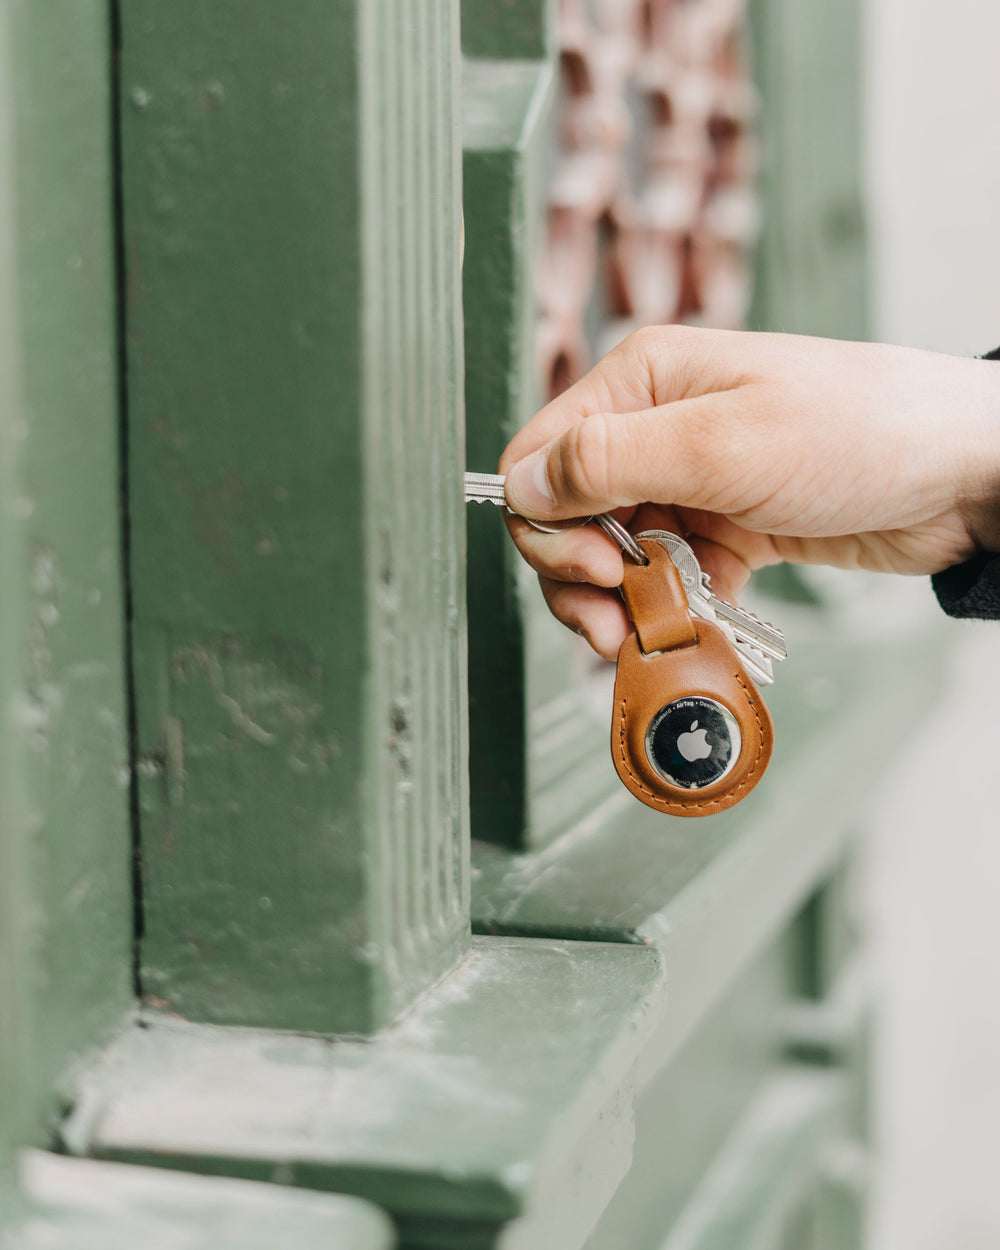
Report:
517,512,594,535
519,511,649,565
594,514,649,565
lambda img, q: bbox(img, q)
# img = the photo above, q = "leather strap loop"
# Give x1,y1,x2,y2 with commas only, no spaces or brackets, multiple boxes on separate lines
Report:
620,540,697,654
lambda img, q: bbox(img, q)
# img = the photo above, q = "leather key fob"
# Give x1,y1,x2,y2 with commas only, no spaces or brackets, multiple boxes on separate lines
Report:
612,539,774,816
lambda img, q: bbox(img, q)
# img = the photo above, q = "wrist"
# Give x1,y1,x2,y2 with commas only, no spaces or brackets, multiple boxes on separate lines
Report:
953,357,1000,555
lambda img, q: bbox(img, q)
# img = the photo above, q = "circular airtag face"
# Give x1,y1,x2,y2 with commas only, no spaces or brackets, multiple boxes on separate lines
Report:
645,697,741,790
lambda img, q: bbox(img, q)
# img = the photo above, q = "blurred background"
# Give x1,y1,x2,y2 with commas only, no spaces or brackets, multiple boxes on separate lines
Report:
865,1,1000,1247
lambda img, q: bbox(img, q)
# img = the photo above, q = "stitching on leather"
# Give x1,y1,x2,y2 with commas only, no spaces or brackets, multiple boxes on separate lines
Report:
617,669,767,813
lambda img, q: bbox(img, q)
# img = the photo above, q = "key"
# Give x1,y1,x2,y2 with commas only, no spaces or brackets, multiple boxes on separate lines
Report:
688,594,777,686
634,530,786,687
707,599,786,662
464,471,508,506
658,538,783,685
464,471,651,560
635,530,787,662
465,470,588,535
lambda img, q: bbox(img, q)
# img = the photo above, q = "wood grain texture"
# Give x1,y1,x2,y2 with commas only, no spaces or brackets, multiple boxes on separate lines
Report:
463,50,622,853
463,61,552,848
120,0,469,1034
60,937,662,1250
0,1151,393,1250
0,0,131,1161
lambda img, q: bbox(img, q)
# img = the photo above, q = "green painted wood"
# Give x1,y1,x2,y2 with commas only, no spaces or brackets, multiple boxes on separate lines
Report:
586,941,787,1250
749,0,867,338
464,60,554,848
749,0,867,614
472,616,944,1071
119,0,469,1034
0,1151,394,1249
812,1147,868,1250
784,957,873,1147
653,1070,845,1250
60,936,663,1250
462,0,551,61
462,50,622,854
0,0,131,1161
786,855,860,1003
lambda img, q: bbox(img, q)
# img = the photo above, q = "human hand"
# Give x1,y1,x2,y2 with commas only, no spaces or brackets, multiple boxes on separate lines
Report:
499,327,1000,658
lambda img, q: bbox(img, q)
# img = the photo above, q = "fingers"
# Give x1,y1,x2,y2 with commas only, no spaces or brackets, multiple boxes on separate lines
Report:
498,325,735,473
499,328,671,474
672,508,781,570
504,391,751,522
538,578,632,660
507,500,771,626
518,501,760,660
504,516,625,588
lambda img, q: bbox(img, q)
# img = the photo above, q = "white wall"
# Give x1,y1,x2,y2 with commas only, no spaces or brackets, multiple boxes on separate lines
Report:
866,0,1000,354
864,2,1000,1246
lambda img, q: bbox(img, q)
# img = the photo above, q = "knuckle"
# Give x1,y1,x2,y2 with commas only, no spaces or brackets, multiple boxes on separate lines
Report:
623,324,670,358
619,324,701,402
555,416,614,504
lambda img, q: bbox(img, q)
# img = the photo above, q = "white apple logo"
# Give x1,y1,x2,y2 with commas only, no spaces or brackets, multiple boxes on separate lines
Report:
677,720,712,762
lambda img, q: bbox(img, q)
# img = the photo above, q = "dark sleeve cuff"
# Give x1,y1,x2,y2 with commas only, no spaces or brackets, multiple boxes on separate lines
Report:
929,344,1000,618
932,552,1000,619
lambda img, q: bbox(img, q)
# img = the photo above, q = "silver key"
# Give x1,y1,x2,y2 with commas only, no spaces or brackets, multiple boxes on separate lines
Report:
635,530,786,685
464,471,649,563
643,533,783,684
464,471,509,506
464,470,588,534
635,530,786,660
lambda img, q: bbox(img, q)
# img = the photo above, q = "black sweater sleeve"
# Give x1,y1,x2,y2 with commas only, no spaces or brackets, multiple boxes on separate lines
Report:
930,345,1000,619
932,553,1000,619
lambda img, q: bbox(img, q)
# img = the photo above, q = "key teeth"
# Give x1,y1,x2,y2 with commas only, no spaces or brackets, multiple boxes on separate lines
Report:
742,606,781,633
725,604,786,648
733,641,775,686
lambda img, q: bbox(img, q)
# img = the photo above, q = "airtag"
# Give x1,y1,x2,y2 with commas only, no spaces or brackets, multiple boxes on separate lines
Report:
645,696,741,790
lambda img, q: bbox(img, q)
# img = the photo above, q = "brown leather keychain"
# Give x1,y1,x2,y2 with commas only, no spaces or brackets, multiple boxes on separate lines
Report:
612,534,778,816
461,473,783,815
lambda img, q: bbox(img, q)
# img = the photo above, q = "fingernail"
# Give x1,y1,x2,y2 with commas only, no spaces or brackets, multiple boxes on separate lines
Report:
506,447,554,515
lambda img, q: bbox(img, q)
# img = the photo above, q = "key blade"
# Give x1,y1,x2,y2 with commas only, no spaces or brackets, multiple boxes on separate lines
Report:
466,493,508,506
465,471,506,489
735,643,775,687
710,599,787,662
633,526,785,678
688,597,775,685
464,470,508,506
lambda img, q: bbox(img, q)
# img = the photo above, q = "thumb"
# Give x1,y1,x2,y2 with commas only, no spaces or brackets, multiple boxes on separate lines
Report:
504,401,732,519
